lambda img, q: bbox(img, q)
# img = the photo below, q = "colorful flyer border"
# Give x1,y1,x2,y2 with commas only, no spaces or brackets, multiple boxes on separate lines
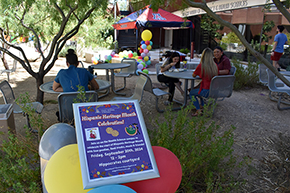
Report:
73,99,159,189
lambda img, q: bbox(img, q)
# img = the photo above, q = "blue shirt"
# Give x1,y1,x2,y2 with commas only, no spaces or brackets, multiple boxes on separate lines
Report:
55,65,94,92
274,33,288,53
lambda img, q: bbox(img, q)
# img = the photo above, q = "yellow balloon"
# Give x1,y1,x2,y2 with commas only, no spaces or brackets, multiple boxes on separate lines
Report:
144,56,149,61
141,30,152,41
147,45,152,51
44,144,92,193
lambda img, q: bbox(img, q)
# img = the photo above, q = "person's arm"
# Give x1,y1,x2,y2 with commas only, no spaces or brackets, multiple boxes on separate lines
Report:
272,41,278,52
161,62,175,72
218,57,231,75
192,72,197,77
90,78,99,90
219,69,229,75
52,81,63,92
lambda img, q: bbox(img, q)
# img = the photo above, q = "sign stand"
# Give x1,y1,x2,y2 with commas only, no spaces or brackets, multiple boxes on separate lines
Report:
73,100,159,189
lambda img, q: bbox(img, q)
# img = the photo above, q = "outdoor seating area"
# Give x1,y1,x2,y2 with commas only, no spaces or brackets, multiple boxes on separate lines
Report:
3,0,290,191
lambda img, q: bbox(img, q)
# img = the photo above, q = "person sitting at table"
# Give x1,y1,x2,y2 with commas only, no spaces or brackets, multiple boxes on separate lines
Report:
53,49,99,92
157,52,184,104
190,48,218,116
213,46,231,75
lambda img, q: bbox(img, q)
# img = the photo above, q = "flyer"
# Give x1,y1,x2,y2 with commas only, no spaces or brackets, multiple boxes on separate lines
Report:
73,100,159,189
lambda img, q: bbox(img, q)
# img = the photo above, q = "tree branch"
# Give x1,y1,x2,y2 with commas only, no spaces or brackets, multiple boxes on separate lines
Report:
183,0,290,87
272,0,290,23
44,6,96,75
0,28,34,75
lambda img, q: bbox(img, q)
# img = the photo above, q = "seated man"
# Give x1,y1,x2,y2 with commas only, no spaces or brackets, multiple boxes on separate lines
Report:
53,49,99,92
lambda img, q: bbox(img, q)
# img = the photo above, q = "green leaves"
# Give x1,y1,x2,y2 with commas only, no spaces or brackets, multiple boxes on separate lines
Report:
149,104,243,192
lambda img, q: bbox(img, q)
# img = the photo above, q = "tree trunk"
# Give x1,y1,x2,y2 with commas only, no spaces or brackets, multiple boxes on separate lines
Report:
1,53,10,70
36,76,44,104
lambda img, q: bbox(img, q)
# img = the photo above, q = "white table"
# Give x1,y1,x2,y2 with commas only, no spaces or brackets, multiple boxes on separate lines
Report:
39,79,111,99
163,69,200,110
88,63,130,95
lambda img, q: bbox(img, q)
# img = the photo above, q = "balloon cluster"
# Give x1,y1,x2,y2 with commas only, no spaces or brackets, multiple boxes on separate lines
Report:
136,30,153,75
92,54,100,65
42,123,182,193
104,51,116,63
119,50,138,59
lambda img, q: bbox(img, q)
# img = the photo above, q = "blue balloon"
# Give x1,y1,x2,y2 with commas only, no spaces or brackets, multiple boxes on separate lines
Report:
141,41,145,44
136,69,142,75
150,41,153,46
107,55,112,61
88,185,136,193
39,123,76,160
141,44,147,49
146,60,151,65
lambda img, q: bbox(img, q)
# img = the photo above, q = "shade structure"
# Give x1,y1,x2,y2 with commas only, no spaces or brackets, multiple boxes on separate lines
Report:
113,5,194,30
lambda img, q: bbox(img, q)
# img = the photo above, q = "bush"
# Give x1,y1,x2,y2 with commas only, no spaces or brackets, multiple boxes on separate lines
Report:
231,58,259,90
180,48,190,55
219,43,227,51
149,104,247,192
0,92,46,192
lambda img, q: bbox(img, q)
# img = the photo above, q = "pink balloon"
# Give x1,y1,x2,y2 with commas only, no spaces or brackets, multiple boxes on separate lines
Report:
143,49,148,54
123,146,182,193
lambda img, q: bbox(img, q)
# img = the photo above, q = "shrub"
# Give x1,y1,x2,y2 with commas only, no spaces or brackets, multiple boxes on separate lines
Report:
231,58,259,90
0,92,44,192
149,104,247,192
180,48,190,55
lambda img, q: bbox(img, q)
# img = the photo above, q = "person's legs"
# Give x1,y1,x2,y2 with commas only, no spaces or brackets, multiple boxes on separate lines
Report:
271,52,283,70
189,88,200,109
198,89,209,107
158,75,176,102
174,81,184,96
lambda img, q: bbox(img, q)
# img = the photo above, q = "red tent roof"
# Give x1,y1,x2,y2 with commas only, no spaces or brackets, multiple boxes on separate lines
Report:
113,6,194,30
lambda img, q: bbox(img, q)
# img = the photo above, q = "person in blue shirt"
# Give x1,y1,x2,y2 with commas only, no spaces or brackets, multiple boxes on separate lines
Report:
53,49,99,92
271,25,288,71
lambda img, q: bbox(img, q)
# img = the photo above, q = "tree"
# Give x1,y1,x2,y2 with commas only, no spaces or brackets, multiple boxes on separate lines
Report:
200,14,223,47
0,0,109,103
141,0,290,87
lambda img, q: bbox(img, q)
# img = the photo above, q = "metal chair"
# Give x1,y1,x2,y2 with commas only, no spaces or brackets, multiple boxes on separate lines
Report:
57,91,98,124
1,59,17,82
78,61,85,68
111,73,148,103
229,66,236,75
266,69,290,110
139,71,171,113
114,58,137,91
0,80,43,129
155,62,169,88
259,64,286,102
201,75,235,115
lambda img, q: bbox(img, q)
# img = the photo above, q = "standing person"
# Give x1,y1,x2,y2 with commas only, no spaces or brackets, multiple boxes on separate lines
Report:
157,52,184,104
271,25,288,71
53,49,99,92
189,48,218,116
213,46,231,75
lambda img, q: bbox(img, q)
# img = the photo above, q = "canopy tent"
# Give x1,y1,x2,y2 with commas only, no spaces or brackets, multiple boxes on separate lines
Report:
113,5,194,30
113,5,194,57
